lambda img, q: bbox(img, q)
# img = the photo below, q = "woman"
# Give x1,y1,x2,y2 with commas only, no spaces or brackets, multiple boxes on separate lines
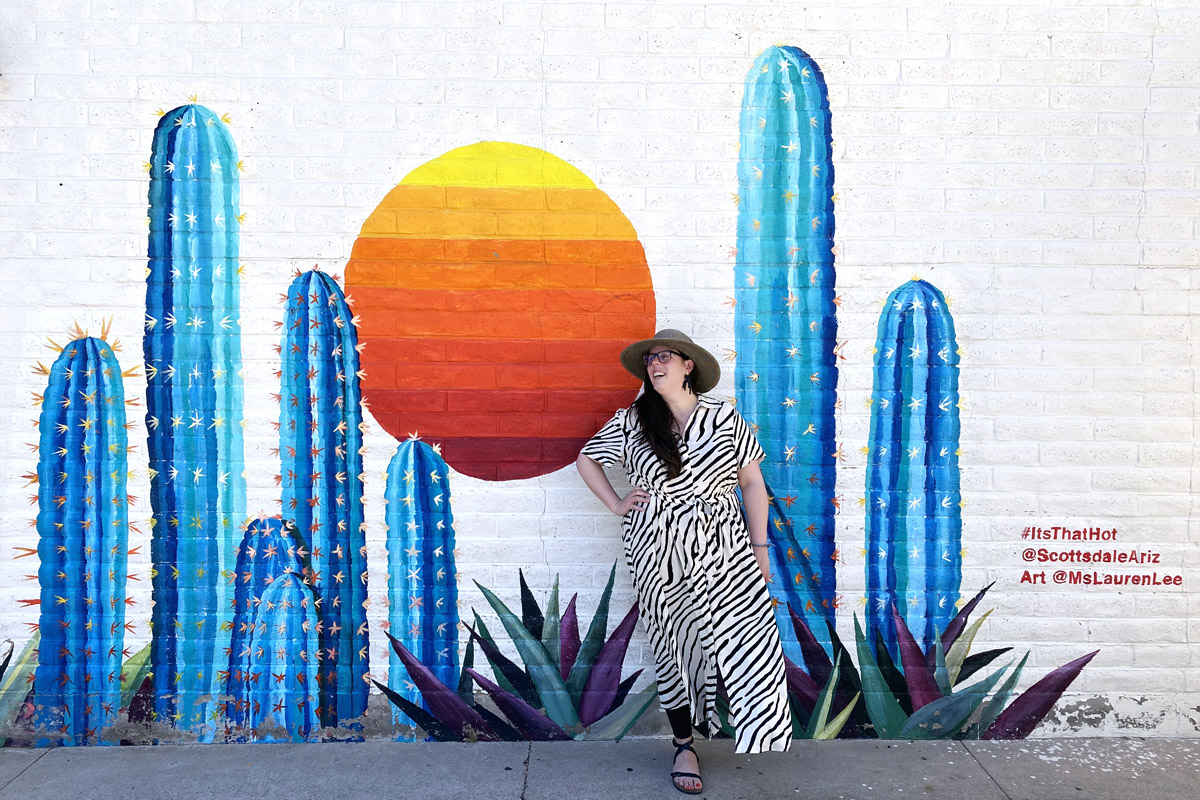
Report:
576,329,792,794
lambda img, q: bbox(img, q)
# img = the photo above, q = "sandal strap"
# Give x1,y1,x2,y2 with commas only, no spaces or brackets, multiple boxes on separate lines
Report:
673,741,697,756
671,772,702,779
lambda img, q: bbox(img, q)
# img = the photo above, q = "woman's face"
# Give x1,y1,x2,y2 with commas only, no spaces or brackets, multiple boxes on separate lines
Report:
645,345,694,394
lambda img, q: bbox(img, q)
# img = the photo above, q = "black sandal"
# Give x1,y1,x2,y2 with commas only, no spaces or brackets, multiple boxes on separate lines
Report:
670,736,703,795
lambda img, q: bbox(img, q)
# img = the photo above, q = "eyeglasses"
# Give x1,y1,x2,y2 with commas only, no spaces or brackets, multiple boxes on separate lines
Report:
642,350,687,366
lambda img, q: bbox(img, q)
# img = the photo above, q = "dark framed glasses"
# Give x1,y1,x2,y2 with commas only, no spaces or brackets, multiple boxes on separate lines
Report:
642,349,687,366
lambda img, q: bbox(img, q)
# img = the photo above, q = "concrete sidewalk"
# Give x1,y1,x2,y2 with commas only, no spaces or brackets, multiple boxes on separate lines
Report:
0,737,1197,800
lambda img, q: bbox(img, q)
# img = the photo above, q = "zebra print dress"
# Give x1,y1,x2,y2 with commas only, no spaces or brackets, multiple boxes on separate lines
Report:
581,395,792,754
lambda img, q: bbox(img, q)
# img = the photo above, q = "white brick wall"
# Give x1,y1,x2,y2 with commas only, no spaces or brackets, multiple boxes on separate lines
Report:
0,0,1196,739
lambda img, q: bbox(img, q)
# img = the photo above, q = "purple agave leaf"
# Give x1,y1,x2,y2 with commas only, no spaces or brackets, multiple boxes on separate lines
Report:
466,668,572,741
929,582,995,669
983,650,1098,740
385,631,499,741
788,603,833,689
560,593,581,682
578,602,639,726
890,603,943,711
783,655,822,714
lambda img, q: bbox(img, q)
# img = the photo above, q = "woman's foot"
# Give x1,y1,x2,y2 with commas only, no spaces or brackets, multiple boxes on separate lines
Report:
670,736,703,794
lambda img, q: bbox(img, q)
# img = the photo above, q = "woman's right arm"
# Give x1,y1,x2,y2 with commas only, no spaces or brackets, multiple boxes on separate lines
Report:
576,453,649,517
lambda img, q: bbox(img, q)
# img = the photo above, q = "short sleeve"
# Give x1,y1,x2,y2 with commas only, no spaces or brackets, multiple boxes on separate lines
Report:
580,409,627,467
728,404,766,469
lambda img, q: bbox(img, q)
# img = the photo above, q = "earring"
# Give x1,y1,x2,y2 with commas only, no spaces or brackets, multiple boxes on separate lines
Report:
682,373,692,392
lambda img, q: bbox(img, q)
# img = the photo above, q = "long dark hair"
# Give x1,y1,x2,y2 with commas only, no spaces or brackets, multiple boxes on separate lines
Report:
632,377,685,479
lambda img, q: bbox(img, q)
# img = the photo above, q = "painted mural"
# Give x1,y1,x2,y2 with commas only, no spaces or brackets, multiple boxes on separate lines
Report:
0,43,1108,747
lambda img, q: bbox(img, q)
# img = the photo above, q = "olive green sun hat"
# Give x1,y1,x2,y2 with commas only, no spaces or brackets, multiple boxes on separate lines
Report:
618,328,721,394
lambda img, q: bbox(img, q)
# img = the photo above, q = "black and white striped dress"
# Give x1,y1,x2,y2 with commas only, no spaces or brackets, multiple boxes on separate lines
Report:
581,395,792,754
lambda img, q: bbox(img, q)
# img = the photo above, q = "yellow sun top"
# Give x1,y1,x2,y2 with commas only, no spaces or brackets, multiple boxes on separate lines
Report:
359,141,637,240
400,141,595,189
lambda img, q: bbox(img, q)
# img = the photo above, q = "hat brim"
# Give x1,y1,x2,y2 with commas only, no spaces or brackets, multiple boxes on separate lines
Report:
619,335,721,394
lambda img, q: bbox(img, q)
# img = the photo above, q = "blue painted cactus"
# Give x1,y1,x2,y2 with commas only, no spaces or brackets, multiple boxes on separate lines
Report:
277,268,368,727
865,279,962,660
31,333,132,745
239,570,321,742
144,102,246,734
385,437,458,738
224,516,317,740
735,46,839,652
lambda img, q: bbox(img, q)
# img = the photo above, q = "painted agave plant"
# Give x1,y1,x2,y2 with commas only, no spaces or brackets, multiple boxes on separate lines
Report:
770,584,1097,740
376,564,656,742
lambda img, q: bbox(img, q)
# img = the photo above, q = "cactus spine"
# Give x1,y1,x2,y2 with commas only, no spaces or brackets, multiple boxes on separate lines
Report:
144,103,246,734
735,46,839,650
385,437,458,737
865,279,962,659
31,335,132,745
277,269,368,727
224,517,318,740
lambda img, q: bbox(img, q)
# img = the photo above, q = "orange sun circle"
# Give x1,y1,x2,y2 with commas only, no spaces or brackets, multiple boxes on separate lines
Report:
345,142,656,481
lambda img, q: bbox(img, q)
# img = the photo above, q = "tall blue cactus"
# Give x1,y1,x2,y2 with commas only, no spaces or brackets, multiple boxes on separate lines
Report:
224,517,318,740
31,334,131,745
385,438,458,739
144,102,246,735
735,46,839,654
865,279,962,660
277,269,368,728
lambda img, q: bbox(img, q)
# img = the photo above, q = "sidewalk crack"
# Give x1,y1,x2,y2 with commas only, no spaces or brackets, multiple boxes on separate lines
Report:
519,741,531,800
961,742,1013,800
0,749,50,795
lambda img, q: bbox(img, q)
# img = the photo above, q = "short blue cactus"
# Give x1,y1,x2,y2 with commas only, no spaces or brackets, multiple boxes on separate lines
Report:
865,279,962,659
241,570,321,742
224,516,315,739
144,103,246,735
735,46,839,653
385,438,458,739
277,268,368,727
31,334,131,745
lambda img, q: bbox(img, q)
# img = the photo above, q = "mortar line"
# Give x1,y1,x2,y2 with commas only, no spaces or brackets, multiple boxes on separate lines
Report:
959,741,1013,800
0,748,51,795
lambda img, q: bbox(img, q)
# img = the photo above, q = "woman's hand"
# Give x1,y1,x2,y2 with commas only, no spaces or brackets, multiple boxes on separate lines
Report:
612,487,650,516
752,543,771,583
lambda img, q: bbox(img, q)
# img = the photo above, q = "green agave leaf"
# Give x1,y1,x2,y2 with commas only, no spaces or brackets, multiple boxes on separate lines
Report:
854,616,908,738
566,563,616,707
542,575,561,669
900,660,1012,740
0,640,13,685
946,609,992,687
963,652,1028,739
474,611,524,700
475,581,581,731
874,628,913,716
788,695,809,738
933,636,952,696
458,636,476,706
714,691,737,739
958,647,1013,685
945,606,993,690
119,642,152,711
518,569,545,641
0,633,38,747
805,654,841,739
815,692,860,741
573,685,656,742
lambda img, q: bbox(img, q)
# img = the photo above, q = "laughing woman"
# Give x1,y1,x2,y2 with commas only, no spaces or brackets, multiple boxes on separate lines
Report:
575,329,791,795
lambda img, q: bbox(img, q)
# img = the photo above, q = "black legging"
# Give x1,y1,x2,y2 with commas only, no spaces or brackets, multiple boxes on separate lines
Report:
665,706,711,740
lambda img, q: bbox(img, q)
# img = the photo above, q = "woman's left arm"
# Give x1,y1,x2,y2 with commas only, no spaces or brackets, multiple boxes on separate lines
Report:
737,458,771,582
